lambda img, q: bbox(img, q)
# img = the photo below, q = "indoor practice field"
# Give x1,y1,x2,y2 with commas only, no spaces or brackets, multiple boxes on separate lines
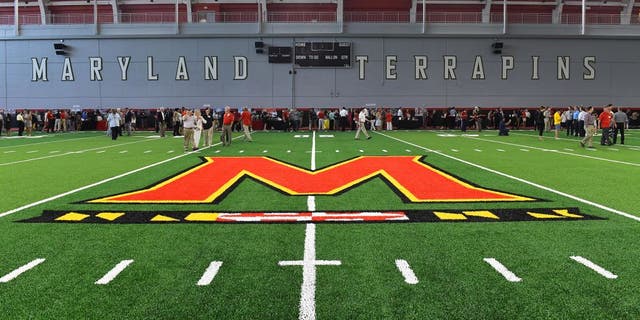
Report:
0,128,639,319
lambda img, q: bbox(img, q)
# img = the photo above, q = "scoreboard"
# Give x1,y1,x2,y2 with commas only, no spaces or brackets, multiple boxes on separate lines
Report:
294,42,352,68
268,46,293,63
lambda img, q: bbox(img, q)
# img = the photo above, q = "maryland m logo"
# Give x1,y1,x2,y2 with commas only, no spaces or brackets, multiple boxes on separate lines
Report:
89,156,534,204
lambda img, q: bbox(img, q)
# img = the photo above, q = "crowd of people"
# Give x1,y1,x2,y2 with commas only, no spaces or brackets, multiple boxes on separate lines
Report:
1,106,637,150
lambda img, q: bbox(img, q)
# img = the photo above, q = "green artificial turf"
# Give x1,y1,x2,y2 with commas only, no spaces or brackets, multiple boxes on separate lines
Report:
0,128,639,319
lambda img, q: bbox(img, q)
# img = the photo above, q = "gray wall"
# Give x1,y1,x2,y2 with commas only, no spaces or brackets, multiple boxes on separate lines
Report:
1,36,639,109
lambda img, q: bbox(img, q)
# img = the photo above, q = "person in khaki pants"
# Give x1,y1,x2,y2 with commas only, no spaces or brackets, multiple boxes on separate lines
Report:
182,110,196,152
241,107,253,142
580,107,596,148
221,106,234,146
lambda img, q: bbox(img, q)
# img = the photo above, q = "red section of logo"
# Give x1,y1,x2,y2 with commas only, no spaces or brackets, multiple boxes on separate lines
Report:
89,156,533,204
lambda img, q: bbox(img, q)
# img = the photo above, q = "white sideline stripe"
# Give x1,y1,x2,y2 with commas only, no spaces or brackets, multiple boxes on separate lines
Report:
196,261,223,286
570,256,618,279
468,136,640,167
511,132,640,151
119,150,128,154
95,260,134,285
307,196,316,212
26,150,38,153
375,132,640,222
0,139,153,167
49,150,60,154
96,150,105,154
395,259,419,284
0,138,229,219
279,224,341,320
3,151,15,153
483,258,522,282
0,258,46,283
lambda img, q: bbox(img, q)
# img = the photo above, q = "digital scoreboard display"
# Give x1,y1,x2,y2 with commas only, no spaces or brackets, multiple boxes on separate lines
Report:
294,42,352,68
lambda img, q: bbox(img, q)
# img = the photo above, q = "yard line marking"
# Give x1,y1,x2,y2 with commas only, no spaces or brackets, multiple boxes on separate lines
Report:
262,150,268,153
119,150,128,154
3,151,15,153
474,149,483,152
0,137,238,218
26,150,38,153
196,261,223,286
451,149,459,152
570,256,618,279
287,150,292,153
395,259,419,284
239,150,245,153
497,149,505,152
0,139,155,167
308,131,317,212
96,150,106,154
519,149,530,152
564,148,574,151
382,149,388,153
465,136,640,167
335,150,340,153
375,131,640,222
0,259,46,283
405,149,412,153
483,258,522,282
512,132,640,151
359,149,364,153
167,150,174,154
144,150,152,154
279,224,341,320
49,150,60,154
214,150,221,153
95,260,134,285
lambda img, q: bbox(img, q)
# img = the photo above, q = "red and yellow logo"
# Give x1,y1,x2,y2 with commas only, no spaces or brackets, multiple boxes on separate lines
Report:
89,156,534,204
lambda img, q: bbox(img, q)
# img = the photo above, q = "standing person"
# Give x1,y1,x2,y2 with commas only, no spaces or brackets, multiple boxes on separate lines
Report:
460,109,468,132
317,109,325,131
290,108,300,132
472,107,482,131
385,110,393,131
60,109,68,132
553,109,562,139
24,111,33,136
157,108,168,137
339,107,348,131
535,106,545,141
241,107,253,142
374,109,383,131
543,107,550,132
599,106,614,146
201,108,214,147
354,108,371,140
16,111,25,136
192,109,205,151
106,109,121,140
0,110,4,136
613,107,629,145
182,109,196,152
172,108,182,136
4,112,11,136
221,106,234,146
580,107,596,148
124,108,133,136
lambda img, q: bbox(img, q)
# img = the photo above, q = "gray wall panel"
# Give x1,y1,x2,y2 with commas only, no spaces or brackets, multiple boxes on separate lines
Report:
2,36,640,109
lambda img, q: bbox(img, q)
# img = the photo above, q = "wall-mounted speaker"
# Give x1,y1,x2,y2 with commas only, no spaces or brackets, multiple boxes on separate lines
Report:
492,42,503,54
256,48,264,54
255,41,264,48
54,43,68,55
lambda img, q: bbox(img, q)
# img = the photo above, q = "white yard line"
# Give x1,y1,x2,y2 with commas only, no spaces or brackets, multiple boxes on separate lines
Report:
0,258,46,283
510,132,640,151
483,258,522,282
0,138,227,219
278,224,341,320
395,259,419,284
0,139,155,167
465,136,640,167
308,131,317,212
375,131,640,222
570,256,618,279
196,261,223,286
95,260,134,285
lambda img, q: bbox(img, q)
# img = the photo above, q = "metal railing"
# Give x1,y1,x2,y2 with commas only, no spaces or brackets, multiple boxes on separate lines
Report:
0,11,638,26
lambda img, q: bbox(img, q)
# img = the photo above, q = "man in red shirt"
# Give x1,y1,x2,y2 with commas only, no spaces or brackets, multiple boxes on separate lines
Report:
241,107,253,142
221,106,234,146
385,110,393,131
598,105,613,146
